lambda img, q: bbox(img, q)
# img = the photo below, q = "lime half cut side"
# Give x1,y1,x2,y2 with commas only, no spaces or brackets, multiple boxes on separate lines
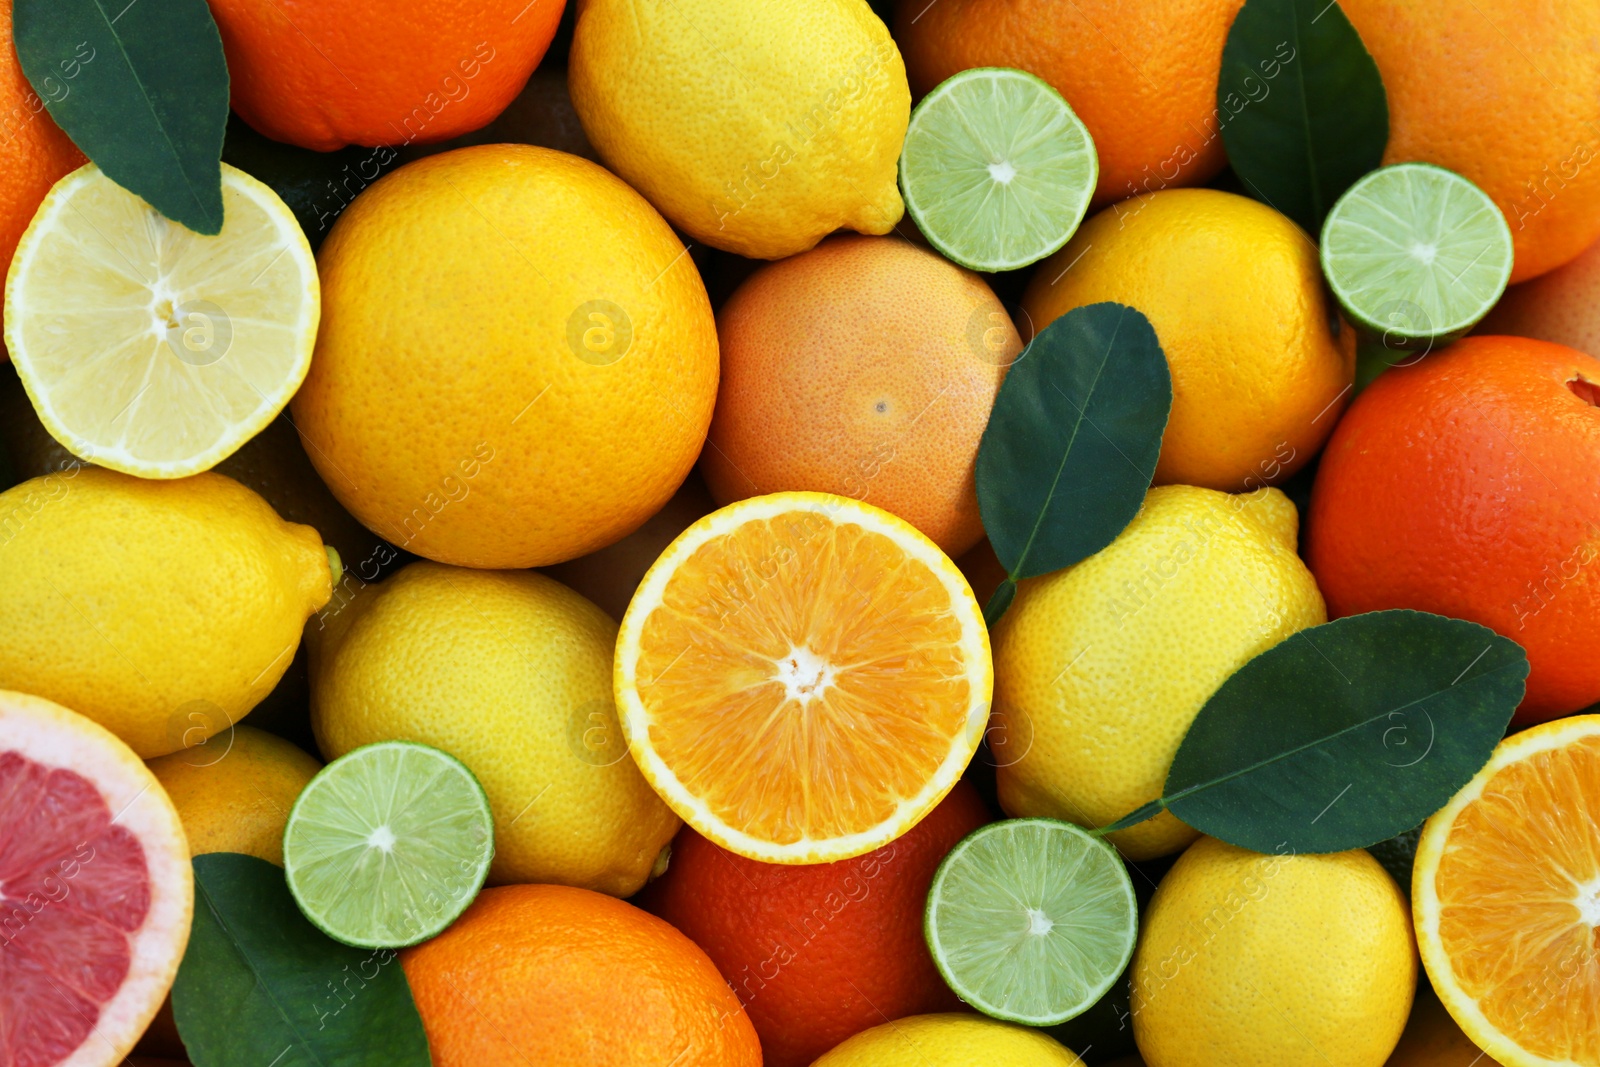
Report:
283,740,494,949
925,818,1137,1026
1320,162,1513,347
900,67,1098,272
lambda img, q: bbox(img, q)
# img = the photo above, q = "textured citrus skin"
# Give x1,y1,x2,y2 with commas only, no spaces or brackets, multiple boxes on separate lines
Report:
1022,190,1355,491
400,884,761,1067
145,725,320,866
640,780,989,1067
994,486,1326,861
569,0,908,259
703,236,1014,557
895,0,1243,205
1132,838,1415,1067
0,689,192,1067
0,469,331,758
1341,0,1600,283
206,0,564,150
813,1013,1085,1066
0,0,84,363
1479,234,1600,357
310,562,679,894
1307,336,1600,724
292,145,718,568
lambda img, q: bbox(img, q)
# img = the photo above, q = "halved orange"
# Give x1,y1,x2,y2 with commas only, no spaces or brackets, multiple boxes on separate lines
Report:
615,492,992,864
1413,713,1600,1067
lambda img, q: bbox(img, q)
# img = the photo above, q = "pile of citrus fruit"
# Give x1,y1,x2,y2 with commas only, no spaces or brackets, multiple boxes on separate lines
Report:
2,0,1600,1065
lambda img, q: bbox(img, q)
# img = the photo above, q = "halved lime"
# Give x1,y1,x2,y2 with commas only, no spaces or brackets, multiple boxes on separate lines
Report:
283,741,494,948
899,67,1098,272
1320,162,1513,347
925,818,1136,1026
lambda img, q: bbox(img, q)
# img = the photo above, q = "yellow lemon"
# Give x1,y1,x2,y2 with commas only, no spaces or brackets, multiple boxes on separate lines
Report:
310,562,680,895
1022,189,1355,492
1132,837,1416,1067
993,485,1325,860
291,144,719,569
569,0,909,259
813,1013,1084,1066
146,724,321,865
0,468,332,758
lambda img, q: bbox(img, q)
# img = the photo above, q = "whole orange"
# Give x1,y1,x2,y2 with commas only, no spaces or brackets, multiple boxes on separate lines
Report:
894,0,1244,205
638,780,991,1067
1341,0,1600,283
400,884,761,1067
1479,232,1600,358
206,0,565,151
0,0,84,361
1307,335,1600,723
702,235,1014,558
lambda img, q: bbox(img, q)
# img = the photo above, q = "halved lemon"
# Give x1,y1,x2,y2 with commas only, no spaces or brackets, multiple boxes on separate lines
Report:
1413,713,1600,1067
5,162,319,478
615,492,992,864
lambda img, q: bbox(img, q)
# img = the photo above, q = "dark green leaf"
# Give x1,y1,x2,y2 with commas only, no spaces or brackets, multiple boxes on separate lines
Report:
175,853,431,1067
15,0,228,234
975,302,1170,613
1104,611,1526,853
1218,0,1387,233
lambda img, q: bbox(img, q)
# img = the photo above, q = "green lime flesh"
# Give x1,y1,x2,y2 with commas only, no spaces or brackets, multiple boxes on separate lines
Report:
900,67,1098,273
1320,162,1513,346
925,818,1137,1026
283,740,494,949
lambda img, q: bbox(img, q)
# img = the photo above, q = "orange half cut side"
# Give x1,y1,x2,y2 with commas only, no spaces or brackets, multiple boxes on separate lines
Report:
1414,713,1600,1067
615,492,992,864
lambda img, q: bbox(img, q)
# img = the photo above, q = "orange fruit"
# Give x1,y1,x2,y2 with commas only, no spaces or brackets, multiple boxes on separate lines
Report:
1022,189,1355,492
1385,981,1507,1067
1479,232,1600,358
291,145,719,569
1412,714,1600,1067
639,780,991,1067
894,0,1244,205
206,0,565,151
614,492,992,864
702,235,1015,558
399,883,761,1067
1341,0,1600,283
0,0,85,362
0,689,191,1067
1307,335,1600,723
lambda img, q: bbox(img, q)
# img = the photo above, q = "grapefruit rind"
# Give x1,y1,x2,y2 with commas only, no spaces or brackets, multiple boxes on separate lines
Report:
0,689,192,1067
1413,713,1600,1067
614,491,992,865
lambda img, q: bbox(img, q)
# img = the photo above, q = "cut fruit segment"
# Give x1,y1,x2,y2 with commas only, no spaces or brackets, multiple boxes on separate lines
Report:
1413,713,1600,1067
615,492,992,864
924,819,1137,1026
899,67,1098,273
4,162,319,478
0,689,192,1067
1320,162,1513,347
283,741,494,949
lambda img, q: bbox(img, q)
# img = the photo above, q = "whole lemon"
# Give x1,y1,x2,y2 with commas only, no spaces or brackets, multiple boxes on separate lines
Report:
993,485,1325,860
146,724,321,865
569,0,909,259
309,562,680,894
0,468,332,758
813,1013,1083,1066
1021,190,1355,492
1131,837,1415,1067
292,145,719,569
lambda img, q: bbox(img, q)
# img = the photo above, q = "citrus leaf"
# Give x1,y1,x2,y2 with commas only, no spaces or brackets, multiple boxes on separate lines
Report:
14,0,228,234
1218,0,1387,233
1101,611,1527,853
174,853,431,1067
975,302,1170,625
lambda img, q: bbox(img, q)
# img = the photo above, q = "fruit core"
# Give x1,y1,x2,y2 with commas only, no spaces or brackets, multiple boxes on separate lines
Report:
776,646,837,705
988,160,1017,185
